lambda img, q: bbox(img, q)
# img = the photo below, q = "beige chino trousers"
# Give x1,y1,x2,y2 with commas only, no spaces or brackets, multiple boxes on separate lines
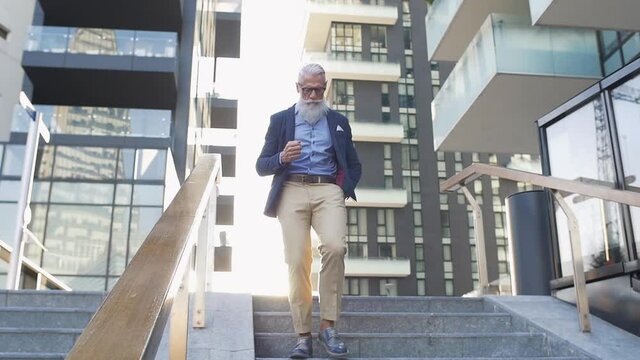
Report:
276,181,347,334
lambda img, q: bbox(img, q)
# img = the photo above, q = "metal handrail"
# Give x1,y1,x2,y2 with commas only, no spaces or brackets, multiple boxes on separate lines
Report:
440,163,640,333
66,154,221,360
0,239,70,291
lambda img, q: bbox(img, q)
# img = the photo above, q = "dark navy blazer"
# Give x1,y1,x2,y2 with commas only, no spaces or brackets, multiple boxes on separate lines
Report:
256,104,362,218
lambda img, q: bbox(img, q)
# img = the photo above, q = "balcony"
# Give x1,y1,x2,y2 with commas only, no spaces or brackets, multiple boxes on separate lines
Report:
303,52,401,84
38,0,182,33
432,14,601,154
346,188,407,208
312,257,411,277
304,0,398,52
350,122,403,143
529,0,640,32
22,26,177,109
425,0,529,61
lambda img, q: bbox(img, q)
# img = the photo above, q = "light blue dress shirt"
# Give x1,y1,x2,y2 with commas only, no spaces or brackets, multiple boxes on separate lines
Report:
286,105,337,177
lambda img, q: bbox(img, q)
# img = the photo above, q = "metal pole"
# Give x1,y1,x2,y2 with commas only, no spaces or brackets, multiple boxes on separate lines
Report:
461,186,489,294
193,185,217,328
551,190,591,332
6,112,43,290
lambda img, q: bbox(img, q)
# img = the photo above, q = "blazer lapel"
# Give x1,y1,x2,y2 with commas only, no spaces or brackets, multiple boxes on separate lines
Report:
285,104,296,142
327,110,338,148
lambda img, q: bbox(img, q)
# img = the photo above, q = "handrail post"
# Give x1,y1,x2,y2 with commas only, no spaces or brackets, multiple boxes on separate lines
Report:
551,190,592,332
461,186,489,294
193,184,218,328
169,256,191,360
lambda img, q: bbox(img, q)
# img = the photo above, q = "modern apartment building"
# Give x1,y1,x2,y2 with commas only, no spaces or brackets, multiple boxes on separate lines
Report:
299,0,531,297
426,0,640,334
0,0,239,290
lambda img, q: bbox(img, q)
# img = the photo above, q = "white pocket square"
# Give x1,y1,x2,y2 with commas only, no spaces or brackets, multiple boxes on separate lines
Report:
336,125,344,132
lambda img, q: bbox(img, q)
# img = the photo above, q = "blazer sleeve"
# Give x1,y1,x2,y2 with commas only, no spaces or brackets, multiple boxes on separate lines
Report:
343,120,362,185
256,114,287,176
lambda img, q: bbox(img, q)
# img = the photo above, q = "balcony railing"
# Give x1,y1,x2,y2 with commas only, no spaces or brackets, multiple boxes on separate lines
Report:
25,26,177,58
346,188,407,208
12,105,171,138
529,0,640,32
304,51,401,82
312,256,411,277
432,14,600,153
425,0,529,61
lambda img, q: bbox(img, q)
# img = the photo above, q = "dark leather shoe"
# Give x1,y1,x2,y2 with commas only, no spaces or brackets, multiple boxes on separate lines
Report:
289,336,312,359
318,327,348,358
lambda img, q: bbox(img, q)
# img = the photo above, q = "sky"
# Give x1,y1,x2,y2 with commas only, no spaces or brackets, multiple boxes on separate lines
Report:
215,0,307,294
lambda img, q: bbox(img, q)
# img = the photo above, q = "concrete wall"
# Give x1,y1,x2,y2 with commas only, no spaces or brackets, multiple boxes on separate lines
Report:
0,0,36,141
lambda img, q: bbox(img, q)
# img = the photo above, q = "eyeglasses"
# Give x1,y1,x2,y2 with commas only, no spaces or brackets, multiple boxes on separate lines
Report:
299,86,326,96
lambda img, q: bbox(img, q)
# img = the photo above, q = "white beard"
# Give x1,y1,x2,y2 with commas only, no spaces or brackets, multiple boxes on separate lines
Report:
298,99,329,125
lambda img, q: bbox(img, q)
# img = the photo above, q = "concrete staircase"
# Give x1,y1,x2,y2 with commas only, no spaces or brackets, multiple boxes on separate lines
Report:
0,290,104,360
253,296,591,359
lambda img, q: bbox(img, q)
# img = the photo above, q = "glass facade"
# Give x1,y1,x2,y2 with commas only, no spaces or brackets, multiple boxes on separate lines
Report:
0,142,166,291
25,26,177,58
611,71,640,257
542,63,640,278
599,31,640,75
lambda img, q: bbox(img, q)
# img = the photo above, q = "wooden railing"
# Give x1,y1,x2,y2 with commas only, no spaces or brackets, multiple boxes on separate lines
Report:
66,154,221,360
440,163,640,333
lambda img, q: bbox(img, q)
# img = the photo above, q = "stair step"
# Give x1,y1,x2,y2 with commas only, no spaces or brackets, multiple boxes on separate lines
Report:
0,307,93,329
257,358,587,360
253,296,493,313
0,291,105,310
0,353,66,360
0,328,81,353
254,332,550,358
253,311,515,334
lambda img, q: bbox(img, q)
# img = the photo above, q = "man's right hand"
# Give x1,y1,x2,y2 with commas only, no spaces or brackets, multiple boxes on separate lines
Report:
281,141,302,163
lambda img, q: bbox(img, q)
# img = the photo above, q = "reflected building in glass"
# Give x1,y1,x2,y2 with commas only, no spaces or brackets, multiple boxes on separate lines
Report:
0,0,239,291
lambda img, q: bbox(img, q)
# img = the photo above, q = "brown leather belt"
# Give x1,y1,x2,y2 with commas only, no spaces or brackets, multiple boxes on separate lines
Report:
287,174,335,184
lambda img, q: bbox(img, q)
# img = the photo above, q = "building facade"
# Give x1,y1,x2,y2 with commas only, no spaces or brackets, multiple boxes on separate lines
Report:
301,0,535,297
426,0,640,333
0,0,239,290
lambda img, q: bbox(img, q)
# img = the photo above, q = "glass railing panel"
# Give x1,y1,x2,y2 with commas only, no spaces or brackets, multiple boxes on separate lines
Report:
425,0,463,59
12,105,171,138
493,14,600,78
133,31,177,58
432,14,601,148
25,26,177,58
432,15,496,147
67,28,134,56
25,26,70,53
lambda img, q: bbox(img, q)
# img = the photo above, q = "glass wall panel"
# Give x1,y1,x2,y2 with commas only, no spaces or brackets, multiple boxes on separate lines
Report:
24,204,48,264
128,207,162,260
42,205,112,275
132,185,164,206
0,181,20,201
53,147,117,180
135,149,166,180
115,184,132,205
50,182,114,204
546,98,626,276
117,149,136,180
109,207,130,275
54,276,106,291
611,72,640,256
32,181,51,203
2,145,25,176
0,203,17,243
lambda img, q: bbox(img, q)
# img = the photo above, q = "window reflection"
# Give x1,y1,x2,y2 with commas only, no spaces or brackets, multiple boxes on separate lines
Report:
53,147,117,180
2,145,25,176
546,97,626,276
109,207,130,276
612,72,640,257
0,203,17,243
42,205,112,276
128,207,162,260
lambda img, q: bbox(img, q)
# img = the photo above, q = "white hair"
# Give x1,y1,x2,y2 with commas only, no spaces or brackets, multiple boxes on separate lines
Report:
298,63,326,83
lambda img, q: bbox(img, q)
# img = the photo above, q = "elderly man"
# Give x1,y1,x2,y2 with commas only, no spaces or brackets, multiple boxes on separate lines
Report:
256,63,361,358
